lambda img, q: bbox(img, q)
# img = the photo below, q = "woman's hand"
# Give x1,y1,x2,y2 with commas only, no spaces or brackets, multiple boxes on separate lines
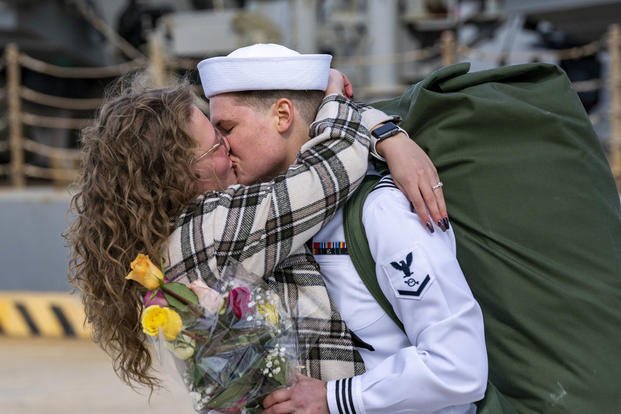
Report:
325,69,354,98
376,133,449,232
262,374,329,414
325,69,446,232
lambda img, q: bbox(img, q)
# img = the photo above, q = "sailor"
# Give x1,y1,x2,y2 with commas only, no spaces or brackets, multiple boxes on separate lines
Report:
199,43,488,413
313,173,488,413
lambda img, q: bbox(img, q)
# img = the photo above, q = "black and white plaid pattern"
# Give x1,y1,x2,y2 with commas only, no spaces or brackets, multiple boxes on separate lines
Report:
165,95,370,381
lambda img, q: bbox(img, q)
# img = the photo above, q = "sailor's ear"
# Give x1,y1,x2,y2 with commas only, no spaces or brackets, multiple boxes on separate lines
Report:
273,98,294,133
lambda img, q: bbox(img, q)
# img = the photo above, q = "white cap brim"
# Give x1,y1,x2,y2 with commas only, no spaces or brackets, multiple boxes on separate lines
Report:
198,46,332,98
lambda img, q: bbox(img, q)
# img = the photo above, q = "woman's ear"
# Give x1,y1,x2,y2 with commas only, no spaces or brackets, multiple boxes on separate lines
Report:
273,98,294,133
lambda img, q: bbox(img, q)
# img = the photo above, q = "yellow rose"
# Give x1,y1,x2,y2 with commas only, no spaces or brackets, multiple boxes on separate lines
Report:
141,305,183,341
141,305,168,337
126,254,164,290
162,307,183,341
257,302,280,326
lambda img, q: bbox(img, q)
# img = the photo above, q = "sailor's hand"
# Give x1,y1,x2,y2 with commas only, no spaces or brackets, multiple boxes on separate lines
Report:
262,374,329,414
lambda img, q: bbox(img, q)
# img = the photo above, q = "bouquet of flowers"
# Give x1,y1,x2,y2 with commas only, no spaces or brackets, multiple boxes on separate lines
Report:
126,254,299,413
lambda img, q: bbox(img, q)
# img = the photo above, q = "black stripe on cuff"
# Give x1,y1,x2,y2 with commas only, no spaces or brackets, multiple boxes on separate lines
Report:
335,379,344,414
341,378,351,414
346,377,356,414
335,377,356,414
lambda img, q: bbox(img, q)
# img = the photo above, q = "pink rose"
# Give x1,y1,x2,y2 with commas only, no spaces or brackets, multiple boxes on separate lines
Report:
143,289,167,307
188,279,225,315
227,286,252,319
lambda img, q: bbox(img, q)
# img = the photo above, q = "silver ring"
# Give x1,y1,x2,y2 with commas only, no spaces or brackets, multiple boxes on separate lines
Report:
432,181,444,190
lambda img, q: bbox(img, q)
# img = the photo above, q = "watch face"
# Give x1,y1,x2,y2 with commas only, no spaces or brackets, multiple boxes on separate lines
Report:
373,122,399,139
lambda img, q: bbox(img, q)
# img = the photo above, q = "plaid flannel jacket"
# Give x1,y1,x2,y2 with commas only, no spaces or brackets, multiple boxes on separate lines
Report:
165,95,370,381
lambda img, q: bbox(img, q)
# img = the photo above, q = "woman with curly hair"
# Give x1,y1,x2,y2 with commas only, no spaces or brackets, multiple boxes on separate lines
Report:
65,70,379,393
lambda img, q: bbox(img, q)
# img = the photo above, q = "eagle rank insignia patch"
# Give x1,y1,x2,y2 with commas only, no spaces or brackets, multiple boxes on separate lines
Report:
382,248,434,300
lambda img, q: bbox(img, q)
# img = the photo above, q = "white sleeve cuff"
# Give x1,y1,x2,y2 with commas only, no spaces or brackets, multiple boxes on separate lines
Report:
326,377,365,414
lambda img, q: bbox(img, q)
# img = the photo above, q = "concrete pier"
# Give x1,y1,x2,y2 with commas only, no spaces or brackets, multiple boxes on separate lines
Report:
0,337,195,414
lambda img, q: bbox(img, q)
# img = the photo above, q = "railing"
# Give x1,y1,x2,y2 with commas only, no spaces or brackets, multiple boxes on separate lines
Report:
0,24,619,189
2,44,146,187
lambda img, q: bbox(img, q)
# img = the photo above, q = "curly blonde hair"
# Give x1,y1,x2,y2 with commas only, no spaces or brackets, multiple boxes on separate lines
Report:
66,78,201,390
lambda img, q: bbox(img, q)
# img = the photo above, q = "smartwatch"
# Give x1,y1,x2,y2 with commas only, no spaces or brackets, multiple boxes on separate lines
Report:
371,121,404,141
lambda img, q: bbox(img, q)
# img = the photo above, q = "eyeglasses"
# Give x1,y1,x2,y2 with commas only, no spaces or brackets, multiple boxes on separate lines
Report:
192,131,225,164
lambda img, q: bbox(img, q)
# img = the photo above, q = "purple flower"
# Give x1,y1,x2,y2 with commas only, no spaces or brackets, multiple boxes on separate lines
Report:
227,286,252,319
143,289,167,307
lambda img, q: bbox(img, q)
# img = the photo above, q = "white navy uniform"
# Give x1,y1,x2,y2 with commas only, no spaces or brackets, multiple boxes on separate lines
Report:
313,175,488,414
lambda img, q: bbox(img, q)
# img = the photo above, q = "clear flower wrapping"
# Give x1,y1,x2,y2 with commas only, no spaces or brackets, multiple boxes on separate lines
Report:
127,255,299,413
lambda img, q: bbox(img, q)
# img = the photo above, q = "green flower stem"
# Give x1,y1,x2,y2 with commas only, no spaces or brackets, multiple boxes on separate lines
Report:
209,329,273,354
159,284,203,317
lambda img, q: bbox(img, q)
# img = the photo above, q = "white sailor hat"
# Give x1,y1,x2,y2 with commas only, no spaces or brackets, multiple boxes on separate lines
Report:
197,43,332,98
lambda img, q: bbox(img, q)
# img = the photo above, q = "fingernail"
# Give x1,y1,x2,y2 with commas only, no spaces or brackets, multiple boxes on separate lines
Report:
437,219,447,232
426,221,435,233
443,217,450,229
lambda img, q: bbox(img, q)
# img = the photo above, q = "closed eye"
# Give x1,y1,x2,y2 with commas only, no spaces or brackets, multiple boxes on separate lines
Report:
216,122,233,135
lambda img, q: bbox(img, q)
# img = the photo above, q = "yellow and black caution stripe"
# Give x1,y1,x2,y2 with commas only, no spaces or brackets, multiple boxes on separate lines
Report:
0,292,91,338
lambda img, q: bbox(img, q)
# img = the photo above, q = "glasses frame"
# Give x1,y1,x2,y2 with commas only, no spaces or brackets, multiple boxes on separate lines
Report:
192,130,225,165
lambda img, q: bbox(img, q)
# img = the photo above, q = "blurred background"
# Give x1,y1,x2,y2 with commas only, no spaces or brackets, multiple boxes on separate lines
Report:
0,0,619,413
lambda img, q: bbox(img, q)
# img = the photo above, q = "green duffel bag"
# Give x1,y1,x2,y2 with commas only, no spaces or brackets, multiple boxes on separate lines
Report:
366,62,621,413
